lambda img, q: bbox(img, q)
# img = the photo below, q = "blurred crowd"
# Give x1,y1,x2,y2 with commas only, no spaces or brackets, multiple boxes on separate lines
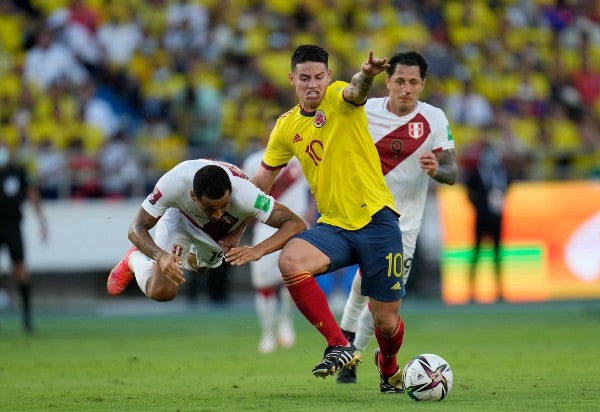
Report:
0,0,599,200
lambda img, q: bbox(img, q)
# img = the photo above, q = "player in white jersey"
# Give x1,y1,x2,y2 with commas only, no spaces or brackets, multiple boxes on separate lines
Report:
106,159,306,302
243,148,312,353
336,51,458,390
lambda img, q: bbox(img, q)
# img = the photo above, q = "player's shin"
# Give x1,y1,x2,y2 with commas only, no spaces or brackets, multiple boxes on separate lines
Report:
339,270,368,335
283,272,347,347
130,251,153,296
374,316,405,377
354,305,375,352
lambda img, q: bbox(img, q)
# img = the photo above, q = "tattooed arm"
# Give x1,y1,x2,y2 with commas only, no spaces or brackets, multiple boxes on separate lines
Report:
343,50,389,105
128,207,185,285
223,202,307,266
419,148,458,186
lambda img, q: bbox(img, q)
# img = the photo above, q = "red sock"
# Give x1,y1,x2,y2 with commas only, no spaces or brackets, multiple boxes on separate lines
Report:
375,317,405,377
256,286,278,298
284,272,347,347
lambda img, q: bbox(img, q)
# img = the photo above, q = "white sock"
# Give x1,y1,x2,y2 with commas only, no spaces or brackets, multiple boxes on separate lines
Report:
354,305,375,352
255,293,277,338
129,251,153,296
278,287,294,327
277,287,295,345
339,270,368,333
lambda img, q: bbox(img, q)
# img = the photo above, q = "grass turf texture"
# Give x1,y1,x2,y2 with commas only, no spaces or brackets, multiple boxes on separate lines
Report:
1,299,600,411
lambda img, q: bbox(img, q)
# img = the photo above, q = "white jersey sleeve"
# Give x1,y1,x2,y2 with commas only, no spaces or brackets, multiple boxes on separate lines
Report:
229,173,275,224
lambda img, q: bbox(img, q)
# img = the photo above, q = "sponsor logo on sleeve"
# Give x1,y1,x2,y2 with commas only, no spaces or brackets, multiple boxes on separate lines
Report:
254,194,271,212
148,187,163,205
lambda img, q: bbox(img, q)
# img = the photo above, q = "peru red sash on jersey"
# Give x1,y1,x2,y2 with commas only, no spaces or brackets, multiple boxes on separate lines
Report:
375,113,431,175
269,163,303,200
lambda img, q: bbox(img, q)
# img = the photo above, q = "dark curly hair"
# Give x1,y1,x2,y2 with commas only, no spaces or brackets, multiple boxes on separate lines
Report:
193,165,232,199
291,44,329,72
387,50,428,80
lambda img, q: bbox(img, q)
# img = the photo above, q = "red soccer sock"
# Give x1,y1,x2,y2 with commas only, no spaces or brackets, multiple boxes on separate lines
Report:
284,272,348,347
375,317,405,377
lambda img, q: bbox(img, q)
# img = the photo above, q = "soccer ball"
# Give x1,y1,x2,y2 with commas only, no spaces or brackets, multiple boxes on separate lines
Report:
402,353,453,401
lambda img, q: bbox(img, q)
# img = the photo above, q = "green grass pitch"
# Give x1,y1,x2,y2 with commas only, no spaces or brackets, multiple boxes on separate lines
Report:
1,299,600,411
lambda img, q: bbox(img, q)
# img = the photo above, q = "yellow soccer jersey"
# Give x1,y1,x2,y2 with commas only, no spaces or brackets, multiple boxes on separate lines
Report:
262,80,398,230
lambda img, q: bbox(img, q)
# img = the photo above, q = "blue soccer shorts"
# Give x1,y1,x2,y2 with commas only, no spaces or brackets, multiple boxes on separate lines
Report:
294,207,405,302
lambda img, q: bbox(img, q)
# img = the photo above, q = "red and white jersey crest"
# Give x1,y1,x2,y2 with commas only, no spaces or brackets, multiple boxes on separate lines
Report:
408,122,424,139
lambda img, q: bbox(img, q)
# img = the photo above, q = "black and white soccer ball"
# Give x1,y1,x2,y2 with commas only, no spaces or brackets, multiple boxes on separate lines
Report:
402,353,453,401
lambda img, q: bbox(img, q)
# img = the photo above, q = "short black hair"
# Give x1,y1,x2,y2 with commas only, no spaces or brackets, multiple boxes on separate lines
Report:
291,44,328,71
387,50,428,80
193,165,232,199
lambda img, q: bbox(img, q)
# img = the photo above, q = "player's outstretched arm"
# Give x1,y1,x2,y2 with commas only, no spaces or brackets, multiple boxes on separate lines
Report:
224,202,306,266
343,50,389,105
128,207,163,260
128,207,185,285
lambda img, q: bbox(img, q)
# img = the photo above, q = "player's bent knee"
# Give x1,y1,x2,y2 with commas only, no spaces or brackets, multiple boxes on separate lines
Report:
277,252,301,275
374,320,398,337
372,312,401,337
146,284,178,302
148,291,177,302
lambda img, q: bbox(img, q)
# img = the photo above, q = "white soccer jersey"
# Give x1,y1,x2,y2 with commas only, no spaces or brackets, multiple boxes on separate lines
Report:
243,150,311,288
141,159,276,269
366,97,454,255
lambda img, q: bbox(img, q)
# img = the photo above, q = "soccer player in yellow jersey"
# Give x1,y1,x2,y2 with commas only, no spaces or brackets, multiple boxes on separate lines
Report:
250,45,405,391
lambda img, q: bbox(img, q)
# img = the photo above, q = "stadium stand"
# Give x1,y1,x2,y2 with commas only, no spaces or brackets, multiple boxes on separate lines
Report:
0,0,598,200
